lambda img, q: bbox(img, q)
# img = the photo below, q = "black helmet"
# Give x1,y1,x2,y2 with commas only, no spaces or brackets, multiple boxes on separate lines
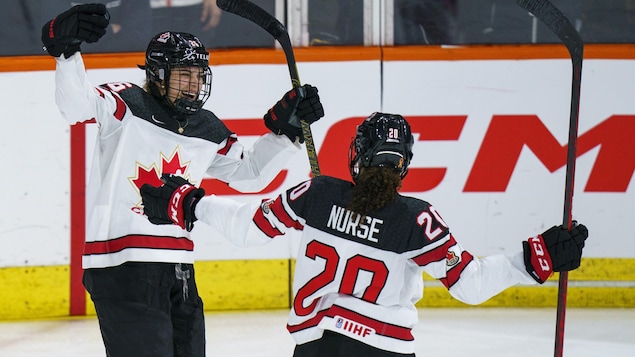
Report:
140,31,212,115
349,112,414,180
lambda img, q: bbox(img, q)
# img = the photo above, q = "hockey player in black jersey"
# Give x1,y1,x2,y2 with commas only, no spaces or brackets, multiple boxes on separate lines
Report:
141,112,587,357
42,3,324,357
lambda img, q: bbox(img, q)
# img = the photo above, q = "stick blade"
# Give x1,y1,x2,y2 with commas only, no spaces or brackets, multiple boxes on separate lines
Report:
217,0,286,39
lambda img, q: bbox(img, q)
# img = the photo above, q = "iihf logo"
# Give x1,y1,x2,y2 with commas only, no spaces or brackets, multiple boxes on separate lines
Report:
334,315,375,338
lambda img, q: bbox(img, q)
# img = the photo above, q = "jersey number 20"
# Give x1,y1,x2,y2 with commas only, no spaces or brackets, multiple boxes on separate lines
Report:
294,240,388,317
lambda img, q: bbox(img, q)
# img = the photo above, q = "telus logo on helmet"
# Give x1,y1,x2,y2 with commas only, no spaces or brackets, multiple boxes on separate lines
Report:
183,48,209,62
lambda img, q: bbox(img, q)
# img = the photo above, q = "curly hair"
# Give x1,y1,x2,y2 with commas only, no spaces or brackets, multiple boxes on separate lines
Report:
347,166,402,217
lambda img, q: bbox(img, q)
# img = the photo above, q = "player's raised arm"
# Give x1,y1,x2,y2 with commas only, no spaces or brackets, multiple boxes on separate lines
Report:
41,4,109,58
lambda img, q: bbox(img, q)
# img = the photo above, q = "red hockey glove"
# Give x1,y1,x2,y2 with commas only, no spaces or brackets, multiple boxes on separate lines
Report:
264,84,324,143
41,4,110,58
140,174,205,232
523,222,588,283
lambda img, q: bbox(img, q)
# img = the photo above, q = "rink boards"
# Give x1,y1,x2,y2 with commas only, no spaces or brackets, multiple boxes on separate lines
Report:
1,45,633,319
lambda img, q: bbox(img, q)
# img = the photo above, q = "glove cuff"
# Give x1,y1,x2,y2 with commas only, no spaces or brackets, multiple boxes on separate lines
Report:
264,109,303,143
523,234,554,284
41,19,81,58
168,184,198,230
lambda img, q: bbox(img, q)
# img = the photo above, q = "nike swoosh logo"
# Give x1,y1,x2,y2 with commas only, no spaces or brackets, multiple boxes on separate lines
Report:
152,115,165,124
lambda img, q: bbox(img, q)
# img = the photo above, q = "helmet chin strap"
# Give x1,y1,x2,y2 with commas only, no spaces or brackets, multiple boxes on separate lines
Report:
152,80,198,116
173,96,202,115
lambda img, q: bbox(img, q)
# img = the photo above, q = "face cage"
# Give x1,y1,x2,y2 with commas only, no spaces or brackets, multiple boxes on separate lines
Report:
145,58,213,115
170,67,212,115
163,65,212,116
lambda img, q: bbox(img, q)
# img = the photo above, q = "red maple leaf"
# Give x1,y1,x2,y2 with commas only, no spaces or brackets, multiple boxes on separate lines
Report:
129,149,192,192
162,151,188,176
131,164,163,190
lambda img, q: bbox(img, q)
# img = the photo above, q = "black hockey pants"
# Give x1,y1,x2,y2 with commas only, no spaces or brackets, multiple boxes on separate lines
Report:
83,262,205,357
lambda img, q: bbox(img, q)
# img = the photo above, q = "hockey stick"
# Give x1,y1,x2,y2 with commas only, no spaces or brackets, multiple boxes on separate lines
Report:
515,1,583,357
216,0,321,177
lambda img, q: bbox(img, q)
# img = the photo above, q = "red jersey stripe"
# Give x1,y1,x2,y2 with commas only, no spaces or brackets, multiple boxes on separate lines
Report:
111,90,126,120
287,305,414,341
83,235,193,255
327,305,414,341
271,196,303,230
97,85,126,120
253,202,283,238
287,309,329,333
96,87,106,98
217,135,237,155
440,251,474,289
412,234,454,266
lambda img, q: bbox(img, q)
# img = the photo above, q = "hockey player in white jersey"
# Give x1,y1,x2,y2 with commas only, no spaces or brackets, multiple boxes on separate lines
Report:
141,112,587,357
42,3,324,357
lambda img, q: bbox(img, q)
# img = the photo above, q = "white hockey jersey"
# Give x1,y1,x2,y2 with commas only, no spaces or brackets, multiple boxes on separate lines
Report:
195,175,538,354
55,53,300,269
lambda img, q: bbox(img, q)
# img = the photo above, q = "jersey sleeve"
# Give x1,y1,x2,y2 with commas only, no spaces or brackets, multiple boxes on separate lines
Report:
446,250,538,305
54,53,123,137
194,179,310,247
411,232,538,305
194,194,273,247
207,132,301,193
406,205,538,305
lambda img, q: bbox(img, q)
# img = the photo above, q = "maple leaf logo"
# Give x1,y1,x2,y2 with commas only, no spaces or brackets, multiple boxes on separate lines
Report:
446,251,460,267
128,146,193,208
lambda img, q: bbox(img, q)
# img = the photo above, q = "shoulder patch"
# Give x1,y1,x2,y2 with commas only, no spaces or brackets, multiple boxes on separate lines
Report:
446,251,460,267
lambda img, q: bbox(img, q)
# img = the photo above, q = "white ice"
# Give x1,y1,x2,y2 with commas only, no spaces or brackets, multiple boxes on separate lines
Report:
0,308,633,356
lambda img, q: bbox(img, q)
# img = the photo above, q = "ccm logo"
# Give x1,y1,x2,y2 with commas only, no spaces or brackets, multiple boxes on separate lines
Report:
529,236,551,272
170,184,192,224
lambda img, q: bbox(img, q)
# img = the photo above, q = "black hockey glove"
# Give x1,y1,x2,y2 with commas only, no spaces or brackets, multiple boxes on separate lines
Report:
41,4,110,58
523,222,588,284
140,174,205,232
264,84,324,143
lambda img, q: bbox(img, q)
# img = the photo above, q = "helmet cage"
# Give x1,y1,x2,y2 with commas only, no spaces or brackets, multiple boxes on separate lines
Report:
169,66,212,115
349,112,414,180
143,32,212,115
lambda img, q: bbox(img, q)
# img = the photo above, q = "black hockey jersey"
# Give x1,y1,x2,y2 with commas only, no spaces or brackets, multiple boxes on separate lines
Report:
196,175,537,354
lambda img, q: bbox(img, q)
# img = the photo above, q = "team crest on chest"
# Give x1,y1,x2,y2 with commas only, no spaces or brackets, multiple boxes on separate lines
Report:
128,146,193,213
